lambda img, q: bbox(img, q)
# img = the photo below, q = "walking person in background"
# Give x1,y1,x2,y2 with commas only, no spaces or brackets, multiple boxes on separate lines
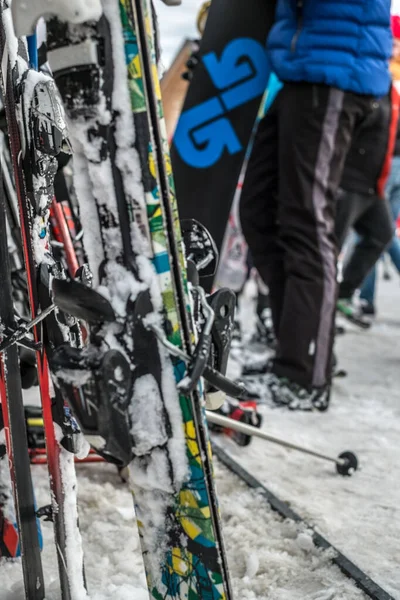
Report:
359,16,400,316
335,85,399,327
240,0,392,411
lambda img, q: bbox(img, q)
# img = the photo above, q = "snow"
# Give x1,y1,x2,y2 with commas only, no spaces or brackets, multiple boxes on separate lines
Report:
58,447,88,599
223,269,400,599
2,2,399,598
0,430,14,524
129,374,169,458
0,452,368,600
4,272,400,598
102,0,151,263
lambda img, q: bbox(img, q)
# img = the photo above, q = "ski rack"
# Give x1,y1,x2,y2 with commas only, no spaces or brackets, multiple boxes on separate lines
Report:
213,444,395,600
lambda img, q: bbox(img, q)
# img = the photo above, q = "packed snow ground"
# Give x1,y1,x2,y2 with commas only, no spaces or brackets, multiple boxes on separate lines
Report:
2,3,399,598
2,456,367,600
155,5,399,596
222,268,400,599
3,271,399,599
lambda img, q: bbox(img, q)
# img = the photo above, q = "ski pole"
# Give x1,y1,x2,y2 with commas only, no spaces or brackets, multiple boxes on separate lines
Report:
206,411,358,476
0,304,56,353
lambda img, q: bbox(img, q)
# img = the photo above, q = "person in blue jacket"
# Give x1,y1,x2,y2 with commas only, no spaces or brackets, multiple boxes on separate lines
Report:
240,0,392,411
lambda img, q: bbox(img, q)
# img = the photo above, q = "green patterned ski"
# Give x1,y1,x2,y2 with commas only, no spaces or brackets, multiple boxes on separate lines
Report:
120,1,232,597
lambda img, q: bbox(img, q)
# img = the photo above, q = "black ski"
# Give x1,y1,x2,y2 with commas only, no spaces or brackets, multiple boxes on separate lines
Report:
0,167,44,597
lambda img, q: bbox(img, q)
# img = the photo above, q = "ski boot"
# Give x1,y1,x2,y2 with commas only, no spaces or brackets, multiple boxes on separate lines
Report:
336,298,372,330
268,375,331,412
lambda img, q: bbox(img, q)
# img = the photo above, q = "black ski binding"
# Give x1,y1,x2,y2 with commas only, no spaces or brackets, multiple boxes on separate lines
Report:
181,218,218,280
36,505,53,523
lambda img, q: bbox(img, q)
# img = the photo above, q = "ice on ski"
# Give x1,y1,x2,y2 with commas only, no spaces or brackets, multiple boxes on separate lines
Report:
1,5,19,67
130,374,169,458
58,448,88,600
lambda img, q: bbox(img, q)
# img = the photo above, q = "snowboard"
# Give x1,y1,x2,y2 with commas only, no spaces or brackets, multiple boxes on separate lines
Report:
170,0,277,291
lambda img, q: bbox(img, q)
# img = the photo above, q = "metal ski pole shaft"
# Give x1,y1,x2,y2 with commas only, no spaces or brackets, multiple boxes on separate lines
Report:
206,411,358,476
0,304,55,353
207,411,338,463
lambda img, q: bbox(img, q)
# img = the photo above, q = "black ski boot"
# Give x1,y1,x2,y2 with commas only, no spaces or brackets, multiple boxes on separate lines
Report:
268,374,331,412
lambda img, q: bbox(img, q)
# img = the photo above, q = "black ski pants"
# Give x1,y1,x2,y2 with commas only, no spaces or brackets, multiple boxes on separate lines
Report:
240,82,374,388
336,191,393,299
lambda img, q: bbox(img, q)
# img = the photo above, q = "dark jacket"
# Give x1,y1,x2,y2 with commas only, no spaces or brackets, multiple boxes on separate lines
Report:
341,87,399,196
267,0,392,97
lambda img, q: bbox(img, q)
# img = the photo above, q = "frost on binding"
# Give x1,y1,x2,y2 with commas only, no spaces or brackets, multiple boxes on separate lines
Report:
16,61,69,266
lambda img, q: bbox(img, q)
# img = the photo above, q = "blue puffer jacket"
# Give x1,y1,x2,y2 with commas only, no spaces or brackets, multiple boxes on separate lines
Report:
267,0,392,96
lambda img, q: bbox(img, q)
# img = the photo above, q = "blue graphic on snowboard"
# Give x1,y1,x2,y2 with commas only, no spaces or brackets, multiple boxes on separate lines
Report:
174,38,269,168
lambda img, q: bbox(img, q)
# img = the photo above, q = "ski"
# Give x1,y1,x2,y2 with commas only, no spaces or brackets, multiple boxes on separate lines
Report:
0,167,44,596
0,5,87,599
21,0,235,597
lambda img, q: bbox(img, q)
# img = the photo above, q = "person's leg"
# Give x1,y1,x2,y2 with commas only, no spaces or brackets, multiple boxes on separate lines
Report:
385,157,400,274
273,83,369,390
359,265,377,306
358,157,400,303
386,235,400,272
240,95,282,334
339,196,393,299
386,156,400,220
335,190,367,251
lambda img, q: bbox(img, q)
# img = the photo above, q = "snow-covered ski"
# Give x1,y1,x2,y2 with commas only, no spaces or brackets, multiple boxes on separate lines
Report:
0,160,44,596
0,4,88,598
